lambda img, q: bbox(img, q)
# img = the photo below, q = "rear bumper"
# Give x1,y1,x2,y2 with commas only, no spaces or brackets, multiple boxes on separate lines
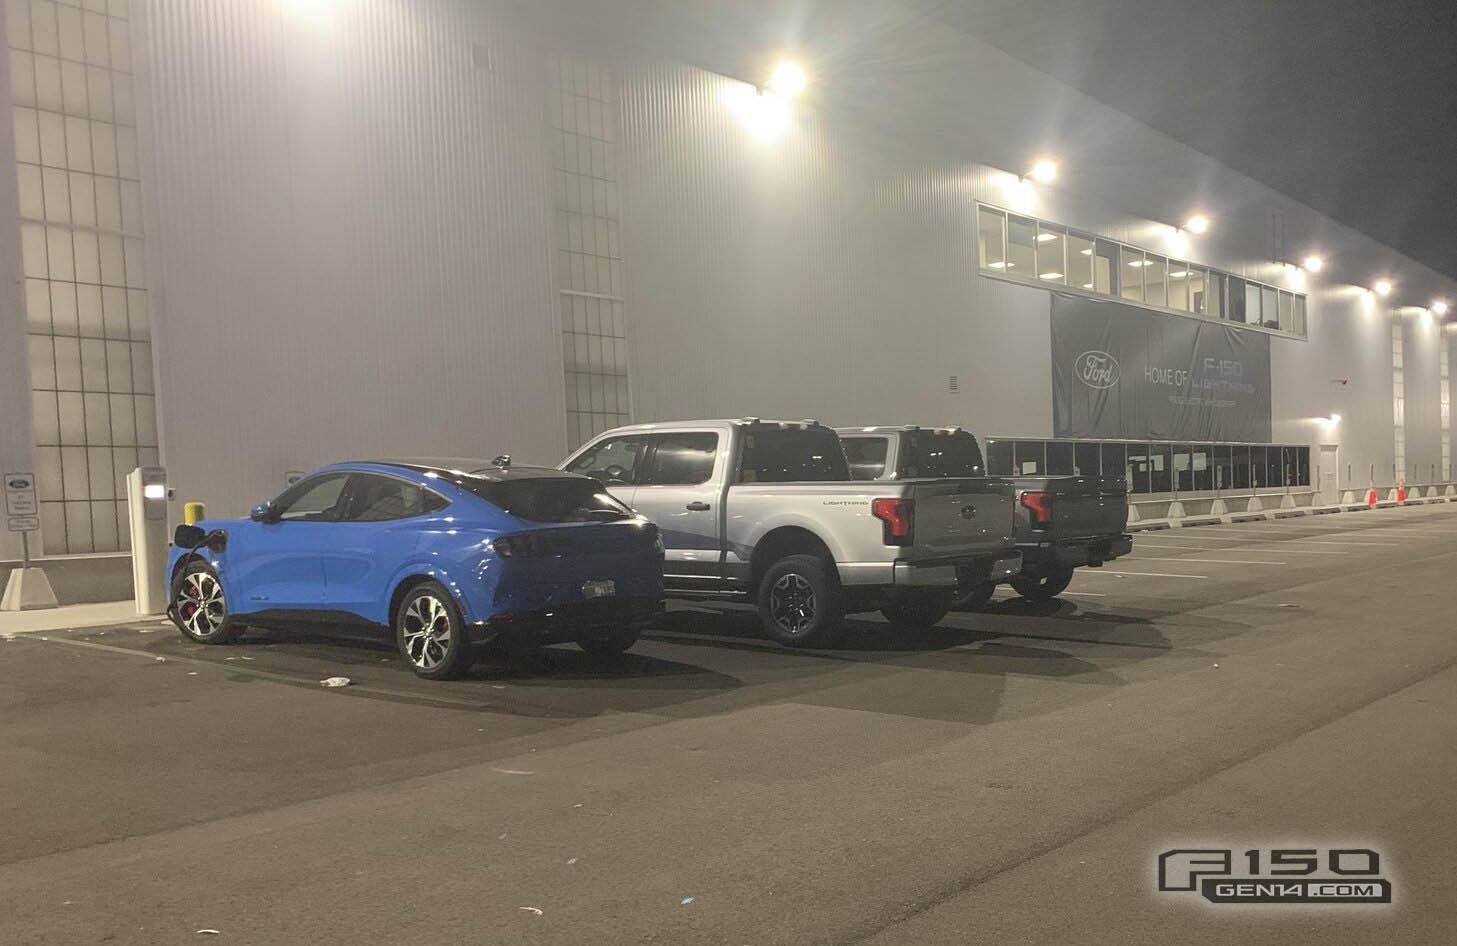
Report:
1017,534,1133,574
899,552,1022,587
467,595,663,646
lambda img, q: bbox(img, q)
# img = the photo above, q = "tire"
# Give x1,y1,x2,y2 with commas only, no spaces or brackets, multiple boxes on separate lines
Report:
170,560,239,644
1009,565,1075,601
395,581,474,680
880,589,955,630
952,582,996,610
576,627,640,657
757,554,844,647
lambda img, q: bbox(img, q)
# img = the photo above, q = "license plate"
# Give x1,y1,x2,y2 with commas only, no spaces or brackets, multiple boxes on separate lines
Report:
582,579,616,599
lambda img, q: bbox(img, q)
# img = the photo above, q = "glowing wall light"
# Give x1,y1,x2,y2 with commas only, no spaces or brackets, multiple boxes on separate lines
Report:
767,61,807,98
1028,159,1058,184
721,83,791,141
1373,279,1393,298
1302,254,1324,273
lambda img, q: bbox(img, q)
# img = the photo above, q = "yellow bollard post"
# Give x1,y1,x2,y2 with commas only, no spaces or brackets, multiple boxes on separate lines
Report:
183,501,206,525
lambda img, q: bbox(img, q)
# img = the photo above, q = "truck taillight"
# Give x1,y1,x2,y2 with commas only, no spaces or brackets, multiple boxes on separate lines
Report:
871,497,915,546
1020,490,1054,529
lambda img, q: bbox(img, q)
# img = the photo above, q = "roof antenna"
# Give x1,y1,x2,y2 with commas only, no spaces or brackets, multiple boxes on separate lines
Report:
491,454,511,470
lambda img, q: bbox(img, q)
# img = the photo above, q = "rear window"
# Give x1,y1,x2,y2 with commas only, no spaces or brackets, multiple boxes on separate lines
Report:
900,431,985,478
843,438,889,480
464,477,632,523
737,427,849,483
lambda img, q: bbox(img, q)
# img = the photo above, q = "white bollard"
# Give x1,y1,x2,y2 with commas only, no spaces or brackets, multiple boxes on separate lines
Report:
125,467,170,616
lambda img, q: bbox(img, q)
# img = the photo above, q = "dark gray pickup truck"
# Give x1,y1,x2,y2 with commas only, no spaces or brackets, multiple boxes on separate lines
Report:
836,426,1132,604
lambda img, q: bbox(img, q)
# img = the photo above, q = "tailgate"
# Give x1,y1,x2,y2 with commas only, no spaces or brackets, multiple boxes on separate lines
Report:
1038,476,1129,538
493,521,663,611
903,478,1015,557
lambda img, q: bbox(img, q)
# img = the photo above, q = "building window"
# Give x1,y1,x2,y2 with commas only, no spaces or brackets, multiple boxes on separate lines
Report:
1067,232,1094,290
1014,440,1045,475
975,205,1307,338
1006,214,1037,276
1046,441,1074,475
978,206,1005,270
1075,441,1100,476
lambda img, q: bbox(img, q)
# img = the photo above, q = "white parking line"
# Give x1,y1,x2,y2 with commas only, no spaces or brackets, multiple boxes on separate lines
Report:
1125,556,1287,566
1133,540,1350,554
1082,570,1209,580
1061,591,1107,597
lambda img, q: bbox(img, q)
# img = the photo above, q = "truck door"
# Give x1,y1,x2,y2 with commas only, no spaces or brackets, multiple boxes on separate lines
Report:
632,431,723,584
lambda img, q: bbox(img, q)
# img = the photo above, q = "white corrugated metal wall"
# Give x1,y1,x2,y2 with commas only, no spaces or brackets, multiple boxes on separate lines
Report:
133,0,566,515
38,0,1449,521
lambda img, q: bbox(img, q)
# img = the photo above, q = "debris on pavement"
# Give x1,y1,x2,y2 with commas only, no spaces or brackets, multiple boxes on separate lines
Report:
320,676,352,688
196,930,220,936
566,857,578,865
680,897,695,906
491,767,535,776
155,656,167,663
518,906,543,916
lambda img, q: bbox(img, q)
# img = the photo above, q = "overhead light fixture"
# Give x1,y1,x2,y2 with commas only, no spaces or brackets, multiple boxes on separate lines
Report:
1433,300,1449,316
988,261,1013,270
1168,269,1189,278
721,83,790,140
1082,282,1094,289
1080,247,1093,256
1028,159,1058,184
1035,232,1059,243
1329,413,1342,424
1302,254,1324,273
1373,279,1393,297
1184,214,1210,235
1127,259,1149,268
1039,272,1064,281
767,61,807,98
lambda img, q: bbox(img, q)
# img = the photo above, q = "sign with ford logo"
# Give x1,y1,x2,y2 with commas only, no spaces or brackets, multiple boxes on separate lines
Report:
5,471,38,521
1051,298,1271,442
1075,350,1121,389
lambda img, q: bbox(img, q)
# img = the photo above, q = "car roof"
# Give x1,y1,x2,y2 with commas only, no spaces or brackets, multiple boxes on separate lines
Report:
330,459,591,482
835,426,968,435
588,418,831,435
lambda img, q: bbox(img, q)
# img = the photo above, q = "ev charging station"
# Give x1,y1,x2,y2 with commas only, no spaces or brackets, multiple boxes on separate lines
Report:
126,466,171,616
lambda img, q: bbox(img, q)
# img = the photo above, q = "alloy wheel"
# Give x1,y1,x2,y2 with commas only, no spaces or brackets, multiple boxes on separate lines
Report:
402,594,453,671
770,573,817,636
177,571,227,638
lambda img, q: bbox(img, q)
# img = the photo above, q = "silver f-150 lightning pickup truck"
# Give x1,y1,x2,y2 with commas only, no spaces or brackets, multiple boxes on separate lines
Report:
561,419,1021,645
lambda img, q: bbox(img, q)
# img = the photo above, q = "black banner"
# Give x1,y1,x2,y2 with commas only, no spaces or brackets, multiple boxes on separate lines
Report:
1051,295,1272,442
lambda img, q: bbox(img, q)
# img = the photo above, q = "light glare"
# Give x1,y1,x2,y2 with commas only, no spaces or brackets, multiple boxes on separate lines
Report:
721,83,789,141
1184,214,1210,235
1302,254,1324,273
767,61,807,98
1373,279,1393,297
1029,159,1058,184
1433,300,1449,316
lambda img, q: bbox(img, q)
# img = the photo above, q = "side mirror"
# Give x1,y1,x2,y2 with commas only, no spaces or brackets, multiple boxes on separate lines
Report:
250,501,275,522
173,524,206,548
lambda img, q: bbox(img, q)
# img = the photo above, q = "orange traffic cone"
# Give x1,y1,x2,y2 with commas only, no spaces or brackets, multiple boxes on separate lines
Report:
1397,482,1407,503
1366,484,1378,506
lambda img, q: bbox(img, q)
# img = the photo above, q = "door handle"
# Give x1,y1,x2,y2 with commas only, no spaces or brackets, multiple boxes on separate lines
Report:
685,501,711,511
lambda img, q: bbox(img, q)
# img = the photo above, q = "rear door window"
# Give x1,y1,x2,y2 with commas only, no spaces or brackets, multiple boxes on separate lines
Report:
642,433,718,485
564,436,651,486
843,437,889,480
340,474,447,522
737,427,849,483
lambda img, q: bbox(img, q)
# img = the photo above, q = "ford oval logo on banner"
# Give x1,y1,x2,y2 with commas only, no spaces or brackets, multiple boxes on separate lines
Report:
1075,350,1120,389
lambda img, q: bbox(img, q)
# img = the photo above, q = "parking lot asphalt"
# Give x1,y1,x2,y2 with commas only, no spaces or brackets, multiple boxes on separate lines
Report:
3,504,1457,944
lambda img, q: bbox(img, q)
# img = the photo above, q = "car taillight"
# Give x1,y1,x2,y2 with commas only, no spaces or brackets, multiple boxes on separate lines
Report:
871,497,915,546
1020,490,1054,529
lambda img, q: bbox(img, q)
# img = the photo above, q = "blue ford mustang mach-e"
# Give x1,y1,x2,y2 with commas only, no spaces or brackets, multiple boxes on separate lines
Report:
165,459,665,679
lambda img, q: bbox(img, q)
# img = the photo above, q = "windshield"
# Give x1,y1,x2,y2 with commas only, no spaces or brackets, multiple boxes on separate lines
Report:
461,477,632,523
900,431,985,478
737,427,850,483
